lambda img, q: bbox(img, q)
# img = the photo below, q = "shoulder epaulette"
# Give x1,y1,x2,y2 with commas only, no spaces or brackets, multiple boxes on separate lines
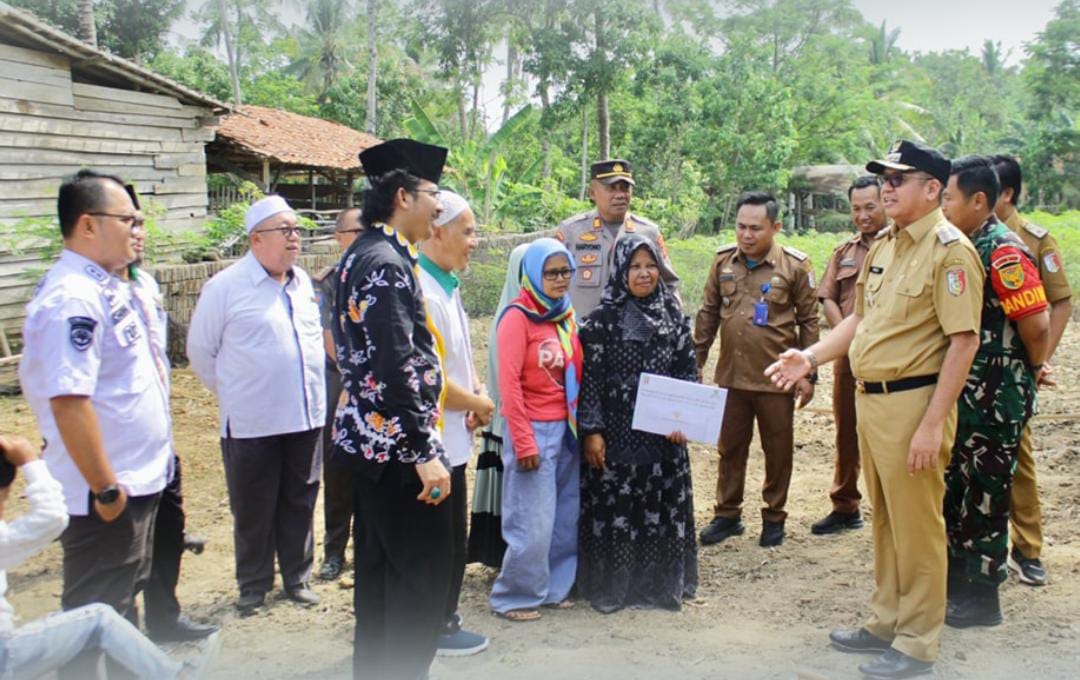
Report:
559,210,594,227
875,228,890,240
849,234,862,244
936,224,964,245
629,213,660,229
1023,222,1048,239
716,243,738,255
782,245,808,261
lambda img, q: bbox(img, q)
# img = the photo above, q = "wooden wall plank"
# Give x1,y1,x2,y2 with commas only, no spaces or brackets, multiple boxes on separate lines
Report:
0,77,73,107
0,198,53,219
0,113,185,143
72,82,182,110
0,44,69,71
1,59,71,89
0,131,164,154
0,98,197,129
153,152,205,169
0,147,156,167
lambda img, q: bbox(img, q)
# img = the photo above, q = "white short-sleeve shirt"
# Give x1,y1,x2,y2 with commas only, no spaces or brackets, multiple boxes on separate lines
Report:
19,250,172,515
418,268,475,468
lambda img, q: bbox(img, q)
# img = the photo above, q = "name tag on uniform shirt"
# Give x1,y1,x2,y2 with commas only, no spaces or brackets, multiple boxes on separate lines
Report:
869,266,884,275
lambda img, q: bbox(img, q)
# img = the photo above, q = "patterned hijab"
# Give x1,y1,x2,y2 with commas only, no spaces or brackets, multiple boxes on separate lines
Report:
500,237,583,440
600,234,681,342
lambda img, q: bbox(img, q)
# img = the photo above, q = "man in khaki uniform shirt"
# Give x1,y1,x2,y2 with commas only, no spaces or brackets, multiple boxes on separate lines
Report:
555,159,678,317
813,176,889,536
694,191,819,549
991,154,1072,587
766,140,983,679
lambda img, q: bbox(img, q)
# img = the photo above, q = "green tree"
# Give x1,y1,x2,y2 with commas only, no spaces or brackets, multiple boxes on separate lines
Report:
8,0,183,61
289,0,357,101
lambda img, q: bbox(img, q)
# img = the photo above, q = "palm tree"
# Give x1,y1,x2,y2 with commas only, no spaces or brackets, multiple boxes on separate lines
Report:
868,20,899,65
981,40,1008,77
290,0,356,101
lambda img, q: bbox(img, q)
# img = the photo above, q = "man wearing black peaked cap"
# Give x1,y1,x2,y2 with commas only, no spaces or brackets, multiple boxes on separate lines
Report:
330,138,454,680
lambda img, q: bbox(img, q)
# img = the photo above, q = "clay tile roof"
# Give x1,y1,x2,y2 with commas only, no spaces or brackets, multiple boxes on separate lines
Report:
216,105,382,172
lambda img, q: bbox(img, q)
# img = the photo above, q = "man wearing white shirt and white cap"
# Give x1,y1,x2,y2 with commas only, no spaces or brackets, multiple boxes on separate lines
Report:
417,191,494,657
187,195,326,614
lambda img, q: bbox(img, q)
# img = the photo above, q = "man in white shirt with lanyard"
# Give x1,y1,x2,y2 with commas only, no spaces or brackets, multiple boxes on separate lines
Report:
417,191,494,657
19,171,172,679
187,195,326,614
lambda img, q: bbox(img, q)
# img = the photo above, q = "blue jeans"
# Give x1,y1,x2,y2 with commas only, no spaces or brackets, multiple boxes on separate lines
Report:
0,603,182,679
490,420,579,613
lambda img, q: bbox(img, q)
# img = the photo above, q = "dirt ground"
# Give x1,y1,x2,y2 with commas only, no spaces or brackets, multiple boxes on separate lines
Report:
3,320,1079,680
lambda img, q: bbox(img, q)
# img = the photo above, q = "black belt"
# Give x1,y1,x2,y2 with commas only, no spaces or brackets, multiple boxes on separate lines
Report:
855,374,937,395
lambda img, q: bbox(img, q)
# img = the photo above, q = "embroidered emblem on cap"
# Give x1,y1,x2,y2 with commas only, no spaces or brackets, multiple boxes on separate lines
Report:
613,163,624,173
68,316,97,351
946,268,966,296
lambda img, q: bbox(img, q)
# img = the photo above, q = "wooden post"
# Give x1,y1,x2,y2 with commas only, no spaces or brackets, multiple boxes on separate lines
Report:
346,173,355,207
309,169,316,211
262,158,271,193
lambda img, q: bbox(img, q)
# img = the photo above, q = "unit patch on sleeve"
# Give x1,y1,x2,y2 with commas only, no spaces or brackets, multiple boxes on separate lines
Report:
68,316,97,351
1043,251,1062,273
946,268,966,296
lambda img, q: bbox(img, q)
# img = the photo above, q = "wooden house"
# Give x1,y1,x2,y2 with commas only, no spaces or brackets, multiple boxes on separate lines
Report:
0,1,228,331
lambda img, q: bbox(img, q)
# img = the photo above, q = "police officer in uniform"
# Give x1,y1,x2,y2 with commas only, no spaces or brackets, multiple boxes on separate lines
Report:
767,140,984,679
313,207,364,581
991,154,1071,586
694,191,819,549
19,169,173,677
555,159,678,317
940,155,1050,629
812,176,888,535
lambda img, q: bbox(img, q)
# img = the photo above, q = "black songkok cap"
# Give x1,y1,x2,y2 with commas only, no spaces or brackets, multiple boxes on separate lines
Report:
866,140,951,186
359,138,448,184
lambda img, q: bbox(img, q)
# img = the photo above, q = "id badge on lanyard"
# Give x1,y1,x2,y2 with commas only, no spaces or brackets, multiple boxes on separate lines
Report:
753,283,770,327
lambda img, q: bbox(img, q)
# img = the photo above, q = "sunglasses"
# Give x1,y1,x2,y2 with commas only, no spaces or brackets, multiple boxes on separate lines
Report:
878,172,933,189
542,268,573,281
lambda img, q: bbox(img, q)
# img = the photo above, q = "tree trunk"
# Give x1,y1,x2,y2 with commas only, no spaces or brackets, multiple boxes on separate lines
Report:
470,78,481,141
78,0,97,47
219,0,242,107
457,84,468,142
365,0,377,134
539,83,552,179
502,40,516,125
579,105,589,201
597,91,610,159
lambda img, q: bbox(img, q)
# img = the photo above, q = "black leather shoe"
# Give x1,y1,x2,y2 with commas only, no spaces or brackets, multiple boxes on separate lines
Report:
811,510,863,535
318,555,345,581
759,520,785,547
236,589,266,614
829,627,892,653
858,648,933,678
285,584,320,606
148,615,220,642
699,515,745,545
945,581,1002,628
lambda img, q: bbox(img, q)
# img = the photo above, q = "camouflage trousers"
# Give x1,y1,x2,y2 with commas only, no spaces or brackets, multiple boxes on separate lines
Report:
944,421,1024,585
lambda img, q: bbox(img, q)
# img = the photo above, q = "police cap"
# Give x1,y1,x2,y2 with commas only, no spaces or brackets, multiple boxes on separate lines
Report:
590,159,635,186
866,140,951,186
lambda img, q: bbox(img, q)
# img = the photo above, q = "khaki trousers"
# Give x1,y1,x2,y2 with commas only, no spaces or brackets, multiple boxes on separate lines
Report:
715,389,795,524
830,358,862,514
1009,424,1043,559
856,384,954,663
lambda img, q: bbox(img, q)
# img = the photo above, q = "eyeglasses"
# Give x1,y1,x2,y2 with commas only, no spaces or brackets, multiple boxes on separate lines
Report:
414,188,442,199
878,172,932,189
542,268,573,281
89,212,145,230
336,228,364,234
255,226,304,237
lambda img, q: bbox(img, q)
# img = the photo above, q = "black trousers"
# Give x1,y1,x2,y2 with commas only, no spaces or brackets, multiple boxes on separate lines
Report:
59,492,161,680
320,365,354,561
353,463,453,680
445,463,467,624
221,428,321,593
145,455,185,632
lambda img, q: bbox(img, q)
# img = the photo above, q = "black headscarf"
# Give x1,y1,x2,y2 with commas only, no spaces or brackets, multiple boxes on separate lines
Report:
599,234,681,342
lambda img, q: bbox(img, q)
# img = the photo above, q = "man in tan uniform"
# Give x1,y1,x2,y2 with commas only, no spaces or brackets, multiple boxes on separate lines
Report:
812,176,888,536
766,140,983,679
694,191,819,549
555,159,678,317
991,154,1072,586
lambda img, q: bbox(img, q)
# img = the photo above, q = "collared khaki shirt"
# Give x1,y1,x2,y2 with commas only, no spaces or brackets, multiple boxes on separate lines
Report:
849,208,983,382
555,209,678,317
694,241,820,393
819,232,878,318
1003,210,1072,304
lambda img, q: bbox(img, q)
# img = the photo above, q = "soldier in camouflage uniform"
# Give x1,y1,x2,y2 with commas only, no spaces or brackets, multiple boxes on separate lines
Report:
940,156,1051,629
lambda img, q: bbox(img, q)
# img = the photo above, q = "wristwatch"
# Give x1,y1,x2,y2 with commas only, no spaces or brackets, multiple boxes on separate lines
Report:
95,484,121,505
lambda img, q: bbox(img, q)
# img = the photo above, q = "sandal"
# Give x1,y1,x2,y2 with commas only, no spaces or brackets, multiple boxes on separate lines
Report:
494,608,542,622
543,600,575,610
